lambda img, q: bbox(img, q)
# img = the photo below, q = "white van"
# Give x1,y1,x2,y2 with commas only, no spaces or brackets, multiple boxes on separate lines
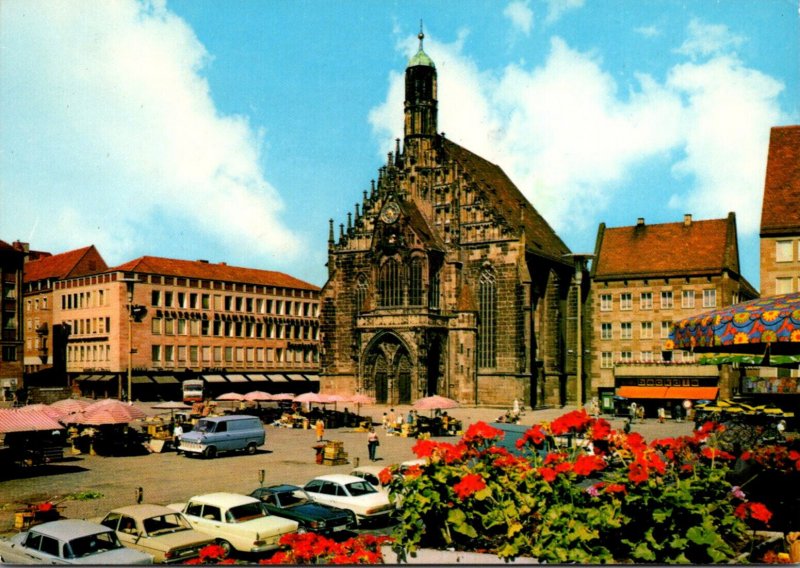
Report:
178,415,265,458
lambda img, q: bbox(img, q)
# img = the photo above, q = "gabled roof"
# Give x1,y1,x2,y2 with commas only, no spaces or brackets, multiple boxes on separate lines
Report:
442,138,571,264
760,125,800,236
593,214,740,280
111,256,319,292
24,245,106,283
398,199,445,251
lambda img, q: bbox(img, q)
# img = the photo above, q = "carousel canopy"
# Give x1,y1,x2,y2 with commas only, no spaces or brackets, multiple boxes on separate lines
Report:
670,291,800,356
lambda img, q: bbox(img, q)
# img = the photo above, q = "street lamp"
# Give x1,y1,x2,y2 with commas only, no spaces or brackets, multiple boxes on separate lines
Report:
564,253,594,410
119,275,146,401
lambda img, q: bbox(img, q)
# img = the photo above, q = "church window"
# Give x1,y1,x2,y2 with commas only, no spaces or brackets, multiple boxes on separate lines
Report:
428,266,440,309
478,268,497,368
379,259,403,307
408,258,424,306
355,274,369,313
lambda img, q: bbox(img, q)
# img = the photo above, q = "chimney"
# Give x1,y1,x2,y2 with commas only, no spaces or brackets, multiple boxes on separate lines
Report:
636,217,645,227
684,214,692,226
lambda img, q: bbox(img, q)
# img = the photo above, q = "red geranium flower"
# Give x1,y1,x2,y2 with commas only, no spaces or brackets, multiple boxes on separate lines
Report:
550,410,591,435
538,466,557,482
573,454,606,476
453,473,487,500
628,459,649,484
589,418,612,441
463,421,504,443
604,483,627,494
379,466,394,485
701,446,735,461
412,438,439,459
516,424,547,448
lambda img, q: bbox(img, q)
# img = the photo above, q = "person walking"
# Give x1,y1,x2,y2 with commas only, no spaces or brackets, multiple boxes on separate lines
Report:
315,418,325,442
367,427,379,461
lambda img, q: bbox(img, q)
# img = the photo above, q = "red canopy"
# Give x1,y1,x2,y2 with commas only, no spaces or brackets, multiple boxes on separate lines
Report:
0,409,64,433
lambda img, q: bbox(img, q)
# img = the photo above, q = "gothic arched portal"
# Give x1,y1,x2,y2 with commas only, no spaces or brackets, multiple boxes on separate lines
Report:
362,333,413,405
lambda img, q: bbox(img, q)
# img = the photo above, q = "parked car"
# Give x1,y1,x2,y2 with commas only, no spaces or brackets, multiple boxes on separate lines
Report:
92,504,214,563
249,484,355,535
303,474,392,525
167,492,298,556
0,519,153,564
178,415,265,458
349,465,391,495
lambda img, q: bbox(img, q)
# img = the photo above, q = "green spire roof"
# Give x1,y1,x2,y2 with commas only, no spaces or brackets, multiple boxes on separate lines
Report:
407,29,435,68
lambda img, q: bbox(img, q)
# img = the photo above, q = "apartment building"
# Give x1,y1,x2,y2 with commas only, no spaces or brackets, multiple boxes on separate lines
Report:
54,256,321,400
760,125,800,297
590,213,758,413
0,240,25,401
22,245,108,376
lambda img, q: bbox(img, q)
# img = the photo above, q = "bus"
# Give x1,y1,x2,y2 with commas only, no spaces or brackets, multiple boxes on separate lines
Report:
182,379,205,403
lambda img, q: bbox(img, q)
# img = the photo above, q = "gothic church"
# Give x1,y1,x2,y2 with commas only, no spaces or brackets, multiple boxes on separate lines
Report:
320,32,578,408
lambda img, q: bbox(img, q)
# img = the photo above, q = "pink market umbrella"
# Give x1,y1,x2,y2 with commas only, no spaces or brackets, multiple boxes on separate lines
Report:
51,398,90,414
293,392,325,404
84,399,146,419
243,391,273,402
349,394,376,415
216,392,246,401
72,408,134,426
270,393,296,401
0,409,65,433
413,395,459,411
19,404,66,420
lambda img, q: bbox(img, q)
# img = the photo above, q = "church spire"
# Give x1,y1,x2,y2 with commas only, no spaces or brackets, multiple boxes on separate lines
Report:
404,21,437,140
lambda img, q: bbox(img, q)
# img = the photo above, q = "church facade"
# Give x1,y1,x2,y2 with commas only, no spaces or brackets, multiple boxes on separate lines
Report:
319,34,579,408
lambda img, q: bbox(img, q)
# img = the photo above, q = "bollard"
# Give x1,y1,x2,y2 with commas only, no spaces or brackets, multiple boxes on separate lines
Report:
258,469,265,486
136,487,143,504
354,456,360,468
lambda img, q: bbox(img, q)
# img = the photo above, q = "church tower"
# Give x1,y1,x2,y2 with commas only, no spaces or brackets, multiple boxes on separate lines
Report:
404,28,437,140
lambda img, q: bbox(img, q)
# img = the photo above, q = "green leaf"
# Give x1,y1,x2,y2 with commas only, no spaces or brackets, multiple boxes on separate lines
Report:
632,542,656,561
447,508,478,538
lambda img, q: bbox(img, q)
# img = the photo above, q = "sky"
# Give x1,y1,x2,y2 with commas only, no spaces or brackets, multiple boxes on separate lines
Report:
1,0,798,289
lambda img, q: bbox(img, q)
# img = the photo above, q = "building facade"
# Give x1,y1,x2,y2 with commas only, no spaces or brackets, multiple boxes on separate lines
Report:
590,214,758,412
760,125,800,297
53,256,321,400
0,240,25,401
320,33,576,408
22,244,108,377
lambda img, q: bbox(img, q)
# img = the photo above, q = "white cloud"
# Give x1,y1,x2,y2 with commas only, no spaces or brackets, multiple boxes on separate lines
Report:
370,24,785,242
634,25,661,38
677,18,745,59
504,1,534,35
544,0,584,24
0,0,303,266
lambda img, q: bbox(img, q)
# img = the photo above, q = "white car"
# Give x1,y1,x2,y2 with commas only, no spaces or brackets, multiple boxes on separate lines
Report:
167,492,298,556
349,465,391,495
303,474,392,525
93,504,214,563
0,519,153,564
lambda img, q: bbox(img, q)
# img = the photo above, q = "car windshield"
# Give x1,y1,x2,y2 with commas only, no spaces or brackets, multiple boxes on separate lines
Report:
345,481,377,496
278,490,311,507
226,502,266,522
65,530,122,558
143,513,192,535
194,420,214,433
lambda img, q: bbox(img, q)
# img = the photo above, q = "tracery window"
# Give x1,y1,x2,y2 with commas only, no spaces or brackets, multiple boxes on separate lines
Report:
478,268,497,368
408,258,424,306
379,259,403,307
355,274,369,313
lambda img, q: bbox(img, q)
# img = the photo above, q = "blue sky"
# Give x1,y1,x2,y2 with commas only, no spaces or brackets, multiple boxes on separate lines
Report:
1,0,798,289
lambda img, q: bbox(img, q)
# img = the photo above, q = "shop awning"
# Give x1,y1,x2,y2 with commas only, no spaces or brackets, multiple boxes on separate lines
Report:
131,376,153,384
616,386,669,399
97,375,116,382
664,386,719,400
74,374,90,382
246,374,269,382
286,374,308,382
225,374,248,382
302,374,319,381
152,375,179,384
267,374,288,382
202,374,227,383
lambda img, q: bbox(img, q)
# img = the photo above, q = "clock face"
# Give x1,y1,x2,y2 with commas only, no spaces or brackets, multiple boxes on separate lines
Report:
380,202,400,224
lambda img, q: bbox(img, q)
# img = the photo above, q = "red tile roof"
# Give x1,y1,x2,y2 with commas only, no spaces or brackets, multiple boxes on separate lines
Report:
24,246,106,283
111,256,320,291
443,138,572,264
760,125,800,235
593,214,739,280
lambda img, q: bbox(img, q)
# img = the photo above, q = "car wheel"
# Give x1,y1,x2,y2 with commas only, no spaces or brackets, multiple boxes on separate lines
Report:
245,443,257,455
204,446,217,459
216,539,233,557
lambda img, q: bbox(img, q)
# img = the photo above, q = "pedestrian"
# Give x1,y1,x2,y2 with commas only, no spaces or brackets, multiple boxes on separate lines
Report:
658,407,666,423
630,402,638,421
367,427,379,461
381,412,388,430
623,418,631,434
512,398,520,418
315,418,325,442
172,422,183,454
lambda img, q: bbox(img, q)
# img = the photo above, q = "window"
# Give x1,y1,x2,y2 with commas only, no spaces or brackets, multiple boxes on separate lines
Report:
601,352,613,368
408,258,424,306
640,351,653,362
620,293,632,311
164,291,173,307
177,292,186,308
151,345,161,364
164,345,174,363
478,268,497,368
620,322,632,339
776,240,793,262
661,320,672,338
776,277,794,294
190,345,199,363
619,351,632,363
640,292,652,310
378,259,402,307
202,346,211,362
660,291,674,309
355,274,369,314
164,318,174,335
682,290,695,308
600,322,612,340
177,346,186,362
703,289,716,308
151,318,162,334
640,321,653,339
600,294,612,311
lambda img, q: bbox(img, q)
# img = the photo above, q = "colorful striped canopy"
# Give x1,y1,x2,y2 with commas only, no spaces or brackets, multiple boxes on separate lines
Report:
670,291,800,355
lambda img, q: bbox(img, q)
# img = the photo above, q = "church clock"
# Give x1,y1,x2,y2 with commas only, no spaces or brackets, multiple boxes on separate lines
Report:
380,201,400,224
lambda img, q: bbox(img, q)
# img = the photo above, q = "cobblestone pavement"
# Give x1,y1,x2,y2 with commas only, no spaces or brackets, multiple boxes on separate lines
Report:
0,402,694,543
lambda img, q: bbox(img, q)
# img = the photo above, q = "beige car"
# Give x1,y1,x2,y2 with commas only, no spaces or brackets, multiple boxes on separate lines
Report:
94,504,214,564
168,492,299,556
